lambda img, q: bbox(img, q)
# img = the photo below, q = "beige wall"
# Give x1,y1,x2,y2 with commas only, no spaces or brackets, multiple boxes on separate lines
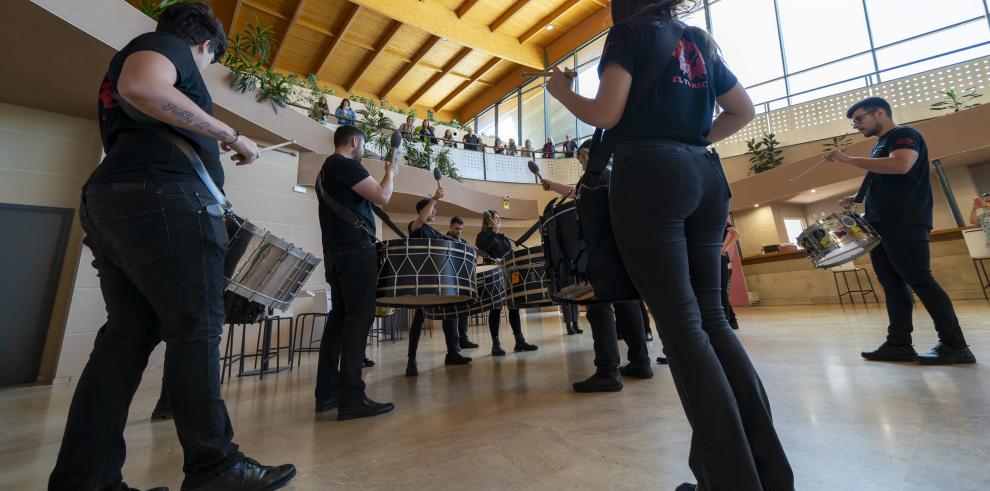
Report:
770,203,807,244
733,206,779,256
0,103,102,383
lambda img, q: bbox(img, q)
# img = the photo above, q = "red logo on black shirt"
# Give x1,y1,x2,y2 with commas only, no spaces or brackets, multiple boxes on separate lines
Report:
671,40,709,90
99,80,118,110
896,138,916,146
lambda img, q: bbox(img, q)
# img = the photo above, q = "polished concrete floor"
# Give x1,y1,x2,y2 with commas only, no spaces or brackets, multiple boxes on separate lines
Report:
2,302,989,491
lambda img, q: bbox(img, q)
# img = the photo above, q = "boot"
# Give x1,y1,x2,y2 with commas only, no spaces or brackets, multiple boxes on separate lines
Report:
514,338,539,352
491,337,506,356
405,358,418,377
565,322,576,335
572,322,584,334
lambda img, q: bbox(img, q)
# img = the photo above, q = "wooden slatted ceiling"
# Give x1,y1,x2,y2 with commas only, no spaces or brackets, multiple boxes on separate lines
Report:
123,0,611,119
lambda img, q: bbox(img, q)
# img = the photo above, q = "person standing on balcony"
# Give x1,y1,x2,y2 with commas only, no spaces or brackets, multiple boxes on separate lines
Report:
562,134,578,157
542,137,556,158
828,96,976,365
399,115,415,139
335,98,356,126
48,3,296,490
419,119,437,144
506,138,518,156
463,127,481,151
494,137,505,154
521,139,535,158
442,129,456,148
545,0,793,488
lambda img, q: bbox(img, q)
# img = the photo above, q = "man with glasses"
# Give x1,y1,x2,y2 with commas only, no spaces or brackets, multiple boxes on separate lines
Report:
826,96,975,365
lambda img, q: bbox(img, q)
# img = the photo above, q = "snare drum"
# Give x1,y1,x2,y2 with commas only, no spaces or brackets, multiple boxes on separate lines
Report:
376,238,477,306
224,212,321,311
797,210,881,269
424,262,507,319
502,246,554,309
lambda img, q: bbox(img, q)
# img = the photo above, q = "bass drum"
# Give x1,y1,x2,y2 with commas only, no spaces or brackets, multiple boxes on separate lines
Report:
376,238,477,306
424,263,507,320
502,246,554,309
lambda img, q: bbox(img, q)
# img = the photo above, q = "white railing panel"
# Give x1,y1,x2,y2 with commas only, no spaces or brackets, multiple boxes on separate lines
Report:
484,153,536,183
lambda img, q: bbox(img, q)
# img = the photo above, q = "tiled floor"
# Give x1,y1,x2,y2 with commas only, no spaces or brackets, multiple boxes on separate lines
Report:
2,302,989,490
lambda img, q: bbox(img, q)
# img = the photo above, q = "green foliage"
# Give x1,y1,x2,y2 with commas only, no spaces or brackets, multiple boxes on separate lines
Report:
404,139,460,181
746,132,783,174
354,99,396,158
822,134,853,153
257,71,297,112
930,87,982,113
138,0,194,20
302,74,335,122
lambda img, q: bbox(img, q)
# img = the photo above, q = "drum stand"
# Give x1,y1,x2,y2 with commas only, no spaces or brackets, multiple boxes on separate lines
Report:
237,307,294,379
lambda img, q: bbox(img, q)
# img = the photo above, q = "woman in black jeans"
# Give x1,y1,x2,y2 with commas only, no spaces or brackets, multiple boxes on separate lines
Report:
546,1,793,490
476,210,539,355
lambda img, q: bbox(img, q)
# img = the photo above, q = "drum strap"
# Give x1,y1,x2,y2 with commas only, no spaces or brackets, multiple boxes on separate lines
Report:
159,129,233,210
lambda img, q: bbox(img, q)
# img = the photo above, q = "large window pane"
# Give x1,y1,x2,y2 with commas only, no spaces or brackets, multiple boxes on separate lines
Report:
778,0,872,73
576,35,606,66
746,79,788,109
497,95,519,143
788,54,874,103
680,7,707,31
547,96,576,154
520,86,545,151
477,107,495,139
875,20,990,77
865,0,986,46
710,0,785,87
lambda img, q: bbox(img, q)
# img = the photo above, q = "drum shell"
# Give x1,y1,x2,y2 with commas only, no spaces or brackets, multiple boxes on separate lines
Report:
502,246,554,309
540,200,602,304
376,238,477,307
798,211,881,269
424,264,507,319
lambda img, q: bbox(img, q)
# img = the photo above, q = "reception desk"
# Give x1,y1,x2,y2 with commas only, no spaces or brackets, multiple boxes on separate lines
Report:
740,227,985,305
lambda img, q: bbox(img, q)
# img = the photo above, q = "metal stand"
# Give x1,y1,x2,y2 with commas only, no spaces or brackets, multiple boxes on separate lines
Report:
833,267,879,305
973,258,990,301
238,308,292,378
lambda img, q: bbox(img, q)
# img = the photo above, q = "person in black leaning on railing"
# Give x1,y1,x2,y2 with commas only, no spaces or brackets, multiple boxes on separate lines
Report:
47,3,298,491
463,127,481,151
546,1,793,489
446,216,481,349
404,192,474,376
315,124,396,421
827,96,975,365
476,210,539,355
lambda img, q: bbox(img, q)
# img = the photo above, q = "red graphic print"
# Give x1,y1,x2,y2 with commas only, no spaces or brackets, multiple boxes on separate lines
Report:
99,80,118,110
895,138,916,146
671,40,709,89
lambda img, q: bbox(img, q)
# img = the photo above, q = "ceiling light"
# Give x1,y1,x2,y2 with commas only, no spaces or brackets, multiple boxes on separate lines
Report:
546,24,554,31
810,189,817,193
754,204,760,208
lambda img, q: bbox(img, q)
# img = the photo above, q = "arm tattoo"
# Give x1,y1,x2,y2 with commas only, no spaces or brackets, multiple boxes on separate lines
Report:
161,103,194,125
162,105,232,143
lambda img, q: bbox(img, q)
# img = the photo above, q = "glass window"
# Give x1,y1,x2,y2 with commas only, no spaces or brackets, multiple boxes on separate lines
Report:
576,35,606,66
864,0,986,46
680,7,707,31
778,0,872,73
547,95,576,155
710,0,785,87
477,107,495,138
784,218,807,246
497,95,519,142
875,20,990,78
746,79,789,108
520,86,545,152
788,54,874,103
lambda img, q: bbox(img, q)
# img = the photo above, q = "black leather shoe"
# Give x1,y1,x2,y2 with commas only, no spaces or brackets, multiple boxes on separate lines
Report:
620,363,654,379
492,345,506,356
190,457,296,491
514,341,539,352
337,398,395,421
675,483,698,491
915,343,976,365
572,324,584,334
315,397,339,414
565,323,576,335
656,356,669,365
573,373,622,393
861,341,917,362
150,406,172,421
405,359,418,377
363,357,376,368
445,353,472,365
729,319,740,330
459,339,479,349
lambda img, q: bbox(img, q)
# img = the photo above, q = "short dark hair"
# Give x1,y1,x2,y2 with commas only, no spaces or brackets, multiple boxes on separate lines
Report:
416,198,433,213
450,216,464,226
578,139,593,151
333,125,365,147
846,96,893,119
156,2,227,63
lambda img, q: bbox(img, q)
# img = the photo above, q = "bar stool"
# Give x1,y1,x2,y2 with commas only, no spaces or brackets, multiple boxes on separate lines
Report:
292,312,327,367
830,261,878,305
962,229,990,301
236,313,293,379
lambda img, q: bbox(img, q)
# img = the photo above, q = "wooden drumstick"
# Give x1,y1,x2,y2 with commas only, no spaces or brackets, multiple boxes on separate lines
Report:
787,158,828,183
521,68,576,79
230,140,296,161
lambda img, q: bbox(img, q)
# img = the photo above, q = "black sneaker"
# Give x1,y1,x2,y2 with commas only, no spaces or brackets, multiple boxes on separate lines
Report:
405,358,418,377
861,341,918,362
514,341,539,352
565,323,576,335
492,345,507,356
445,353,472,365
337,398,395,421
915,343,977,365
362,357,376,368
315,397,339,414
656,356,669,365
620,363,654,379
572,324,584,334
150,406,172,421
573,373,623,393
190,456,295,491
459,339,479,349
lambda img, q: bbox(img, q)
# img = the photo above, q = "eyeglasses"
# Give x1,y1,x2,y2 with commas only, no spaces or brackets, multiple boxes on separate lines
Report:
851,109,878,126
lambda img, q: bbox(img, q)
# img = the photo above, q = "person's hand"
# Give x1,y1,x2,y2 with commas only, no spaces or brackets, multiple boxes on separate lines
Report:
545,66,575,99
225,135,260,166
824,149,854,165
973,196,990,208
839,196,856,209
541,179,556,191
433,186,445,201
384,161,396,176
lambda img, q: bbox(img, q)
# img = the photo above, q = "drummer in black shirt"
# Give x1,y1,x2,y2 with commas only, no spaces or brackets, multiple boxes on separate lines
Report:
404,193,473,376
827,96,975,365
49,4,296,490
315,125,397,419
476,211,539,355
446,216,481,350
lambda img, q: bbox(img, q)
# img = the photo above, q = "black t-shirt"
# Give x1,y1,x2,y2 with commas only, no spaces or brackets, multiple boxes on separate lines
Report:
318,154,375,251
408,221,446,240
91,32,223,186
599,17,738,146
446,231,468,244
862,126,932,228
463,134,480,151
477,229,513,258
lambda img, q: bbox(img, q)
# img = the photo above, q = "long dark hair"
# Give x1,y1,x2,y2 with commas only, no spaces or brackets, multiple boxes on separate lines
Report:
611,0,720,64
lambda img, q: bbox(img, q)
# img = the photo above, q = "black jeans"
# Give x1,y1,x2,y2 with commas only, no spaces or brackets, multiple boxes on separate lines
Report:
456,315,470,343
488,308,524,345
315,245,377,406
869,222,968,348
562,303,580,324
407,309,460,358
610,141,793,491
721,255,737,324
50,181,241,491
586,300,649,377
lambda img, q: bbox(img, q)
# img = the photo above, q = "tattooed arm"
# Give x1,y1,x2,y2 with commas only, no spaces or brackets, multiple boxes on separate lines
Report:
117,50,259,165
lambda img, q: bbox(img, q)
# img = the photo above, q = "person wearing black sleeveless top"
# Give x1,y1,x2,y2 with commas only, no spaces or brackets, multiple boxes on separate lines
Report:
48,4,297,491
547,2,792,489
404,193,473,376
476,211,539,355
446,217,480,349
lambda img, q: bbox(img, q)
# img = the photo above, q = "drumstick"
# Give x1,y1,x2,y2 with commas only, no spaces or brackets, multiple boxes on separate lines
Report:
230,140,296,161
787,158,828,183
521,69,576,79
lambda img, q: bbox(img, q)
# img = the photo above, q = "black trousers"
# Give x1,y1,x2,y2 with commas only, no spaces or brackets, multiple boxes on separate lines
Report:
488,307,524,344
562,303,580,324
315,245,377,406
640,301,654,335
869,222,968,348
721,255,737,324
586,300,649,377
611,141,793,491
50,182,241,491
456,315,470,343
407,309,460,358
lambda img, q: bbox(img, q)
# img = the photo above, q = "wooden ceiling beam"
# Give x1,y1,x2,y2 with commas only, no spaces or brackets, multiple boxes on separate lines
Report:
436,57,500,111
455,0,480,18
349,0,543,68
270,0,307,69
242,0,287,20
407,47,471,106
519,0,581,44
489,0,528,32
314,3,363,77
347,21,402,92
590,0,608,7
379,35,440,98
228,0,243,35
